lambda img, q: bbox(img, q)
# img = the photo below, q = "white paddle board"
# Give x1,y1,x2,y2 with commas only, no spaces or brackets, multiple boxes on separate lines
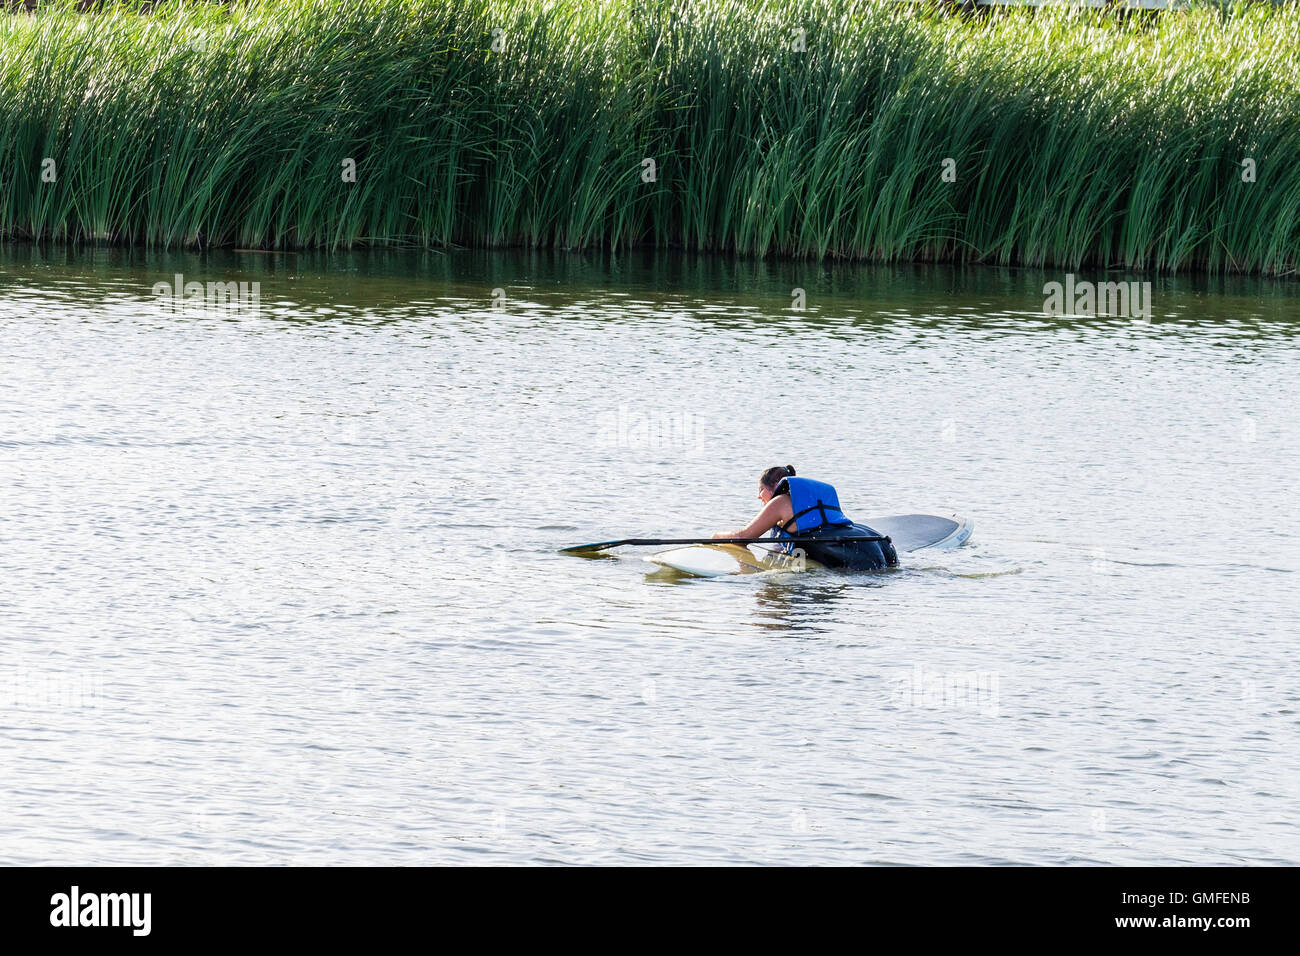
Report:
862,513,972,552
645,514,972,577
644,543,792,578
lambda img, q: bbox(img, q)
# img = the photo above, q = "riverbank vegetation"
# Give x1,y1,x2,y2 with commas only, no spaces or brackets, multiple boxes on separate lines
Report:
0,0,1296,273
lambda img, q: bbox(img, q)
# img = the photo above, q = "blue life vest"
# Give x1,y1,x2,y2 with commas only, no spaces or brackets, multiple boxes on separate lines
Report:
764,477,896,569
775,477,853,535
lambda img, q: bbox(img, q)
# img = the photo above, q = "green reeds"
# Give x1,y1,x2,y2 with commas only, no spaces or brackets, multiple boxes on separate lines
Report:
0,0,1297,272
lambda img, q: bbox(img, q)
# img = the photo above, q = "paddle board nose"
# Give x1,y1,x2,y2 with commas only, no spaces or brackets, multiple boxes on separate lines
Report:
644,544,779,577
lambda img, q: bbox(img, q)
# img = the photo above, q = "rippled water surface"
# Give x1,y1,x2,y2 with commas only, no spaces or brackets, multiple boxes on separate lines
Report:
1,248,1297,864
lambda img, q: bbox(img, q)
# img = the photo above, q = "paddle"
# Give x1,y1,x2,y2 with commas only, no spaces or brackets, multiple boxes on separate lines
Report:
561,534,890,554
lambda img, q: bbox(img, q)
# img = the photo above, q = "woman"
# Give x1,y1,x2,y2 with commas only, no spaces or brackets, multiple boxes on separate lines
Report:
714,465,898,571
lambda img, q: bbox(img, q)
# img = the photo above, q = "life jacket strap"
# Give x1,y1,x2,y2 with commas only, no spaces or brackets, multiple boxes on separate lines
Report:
788,502,853,529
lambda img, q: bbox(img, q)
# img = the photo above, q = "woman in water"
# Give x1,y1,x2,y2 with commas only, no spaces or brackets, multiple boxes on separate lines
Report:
714,465,898,570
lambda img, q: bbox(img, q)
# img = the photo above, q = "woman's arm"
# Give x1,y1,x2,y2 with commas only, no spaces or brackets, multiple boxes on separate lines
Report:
713,494,795,539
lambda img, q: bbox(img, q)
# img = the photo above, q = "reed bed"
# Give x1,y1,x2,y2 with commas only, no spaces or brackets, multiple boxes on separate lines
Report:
0,0,1296,272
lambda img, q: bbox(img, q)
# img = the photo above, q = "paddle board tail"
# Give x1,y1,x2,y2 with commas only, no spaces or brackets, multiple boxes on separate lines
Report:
862,514,972,553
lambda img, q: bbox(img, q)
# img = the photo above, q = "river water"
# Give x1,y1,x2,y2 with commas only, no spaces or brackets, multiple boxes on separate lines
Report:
1,247,1297,864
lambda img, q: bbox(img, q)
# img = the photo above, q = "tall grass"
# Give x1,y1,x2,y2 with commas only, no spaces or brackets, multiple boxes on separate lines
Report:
0,0,1297,273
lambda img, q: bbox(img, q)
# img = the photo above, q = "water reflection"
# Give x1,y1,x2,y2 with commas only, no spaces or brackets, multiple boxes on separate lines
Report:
747,575,882,635
2,247,1297,337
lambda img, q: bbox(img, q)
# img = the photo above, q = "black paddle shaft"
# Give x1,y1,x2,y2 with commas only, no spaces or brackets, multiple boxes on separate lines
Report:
562,534,890,554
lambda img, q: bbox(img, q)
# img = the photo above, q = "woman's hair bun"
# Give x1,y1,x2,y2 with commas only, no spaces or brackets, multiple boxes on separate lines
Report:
759,464,795,489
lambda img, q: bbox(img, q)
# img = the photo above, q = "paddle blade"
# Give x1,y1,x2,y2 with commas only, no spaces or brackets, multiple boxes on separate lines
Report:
560,540,628,554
